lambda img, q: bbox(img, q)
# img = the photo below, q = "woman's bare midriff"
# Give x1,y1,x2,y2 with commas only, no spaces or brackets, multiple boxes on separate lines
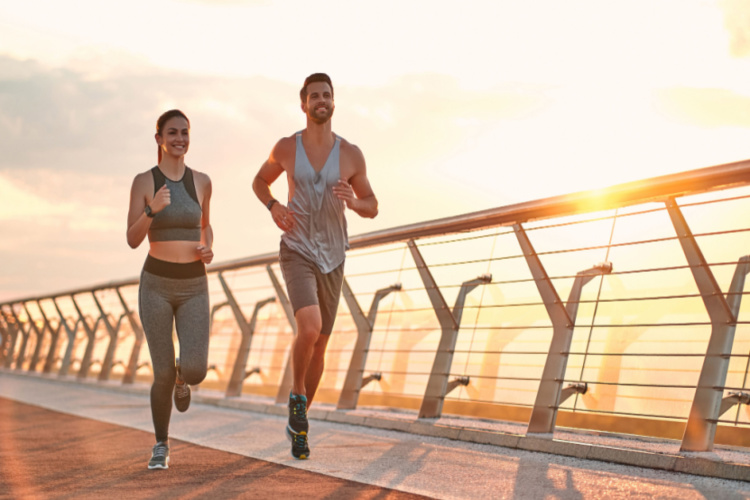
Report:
149,240,204,263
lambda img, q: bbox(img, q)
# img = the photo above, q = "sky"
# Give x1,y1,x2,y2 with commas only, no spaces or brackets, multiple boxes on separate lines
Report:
0,0,749,301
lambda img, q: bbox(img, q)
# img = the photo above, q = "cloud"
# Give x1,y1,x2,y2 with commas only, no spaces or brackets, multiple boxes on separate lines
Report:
0,175,71,220
720,0,750,57
0,57,151,173
654,87,750,128
0,54,553,300
0,55,290,298
5,50,747,302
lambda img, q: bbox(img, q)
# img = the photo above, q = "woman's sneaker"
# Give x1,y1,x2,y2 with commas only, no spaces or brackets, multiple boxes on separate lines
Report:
148,441,170,469
287,393,310,459
174,358,191,412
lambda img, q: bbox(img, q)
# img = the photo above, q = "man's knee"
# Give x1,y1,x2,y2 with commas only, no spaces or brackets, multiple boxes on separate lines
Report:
311,334,330,361
295,305,323,340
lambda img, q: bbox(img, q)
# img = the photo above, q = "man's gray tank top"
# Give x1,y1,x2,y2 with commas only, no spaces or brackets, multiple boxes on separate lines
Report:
281,132,348,274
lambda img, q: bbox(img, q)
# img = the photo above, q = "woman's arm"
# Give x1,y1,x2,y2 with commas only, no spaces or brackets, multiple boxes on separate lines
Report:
126,172,170,248
197,173,214,264
126,173,152,249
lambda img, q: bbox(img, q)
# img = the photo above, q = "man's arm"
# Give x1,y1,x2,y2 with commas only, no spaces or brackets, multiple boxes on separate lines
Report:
333,144,378,219
253,160,282,208
253,138,296,231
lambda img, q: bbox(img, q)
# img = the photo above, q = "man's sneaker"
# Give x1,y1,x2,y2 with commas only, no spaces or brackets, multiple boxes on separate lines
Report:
288,393,308,434
286,425,310,460
174,358,190,413
287,393,309,460
147,441,170,469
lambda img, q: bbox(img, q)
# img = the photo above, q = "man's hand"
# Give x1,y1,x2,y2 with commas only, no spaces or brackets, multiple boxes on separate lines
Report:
332,179,356,209
271,203,295,232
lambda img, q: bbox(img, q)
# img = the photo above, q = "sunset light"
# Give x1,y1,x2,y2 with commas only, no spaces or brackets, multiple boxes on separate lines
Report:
0,0,749,300
5,4,750,491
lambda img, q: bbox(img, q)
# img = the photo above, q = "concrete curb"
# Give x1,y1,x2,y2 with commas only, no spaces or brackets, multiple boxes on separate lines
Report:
4,371,749,483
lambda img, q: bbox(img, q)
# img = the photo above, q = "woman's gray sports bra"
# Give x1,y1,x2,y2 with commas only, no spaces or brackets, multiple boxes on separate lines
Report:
148,166,202,242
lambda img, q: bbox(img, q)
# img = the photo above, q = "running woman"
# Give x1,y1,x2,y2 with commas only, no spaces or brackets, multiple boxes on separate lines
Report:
126,109,214,469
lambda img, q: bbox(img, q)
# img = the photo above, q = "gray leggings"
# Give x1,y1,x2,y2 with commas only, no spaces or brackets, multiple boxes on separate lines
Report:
139,263,209,443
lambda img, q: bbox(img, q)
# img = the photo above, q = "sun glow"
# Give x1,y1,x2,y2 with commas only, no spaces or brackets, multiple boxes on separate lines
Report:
0,0,749,299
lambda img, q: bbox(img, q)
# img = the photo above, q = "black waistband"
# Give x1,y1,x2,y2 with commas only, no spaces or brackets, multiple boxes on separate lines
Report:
143,255,206,279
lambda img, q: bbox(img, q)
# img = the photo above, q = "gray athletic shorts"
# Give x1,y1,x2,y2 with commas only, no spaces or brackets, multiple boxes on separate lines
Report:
279,241,344,336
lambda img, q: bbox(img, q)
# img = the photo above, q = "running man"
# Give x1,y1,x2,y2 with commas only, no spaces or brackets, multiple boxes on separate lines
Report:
253,73,378,459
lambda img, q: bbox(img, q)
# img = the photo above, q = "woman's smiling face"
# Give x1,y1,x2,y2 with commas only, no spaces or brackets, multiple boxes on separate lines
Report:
156,116,190,159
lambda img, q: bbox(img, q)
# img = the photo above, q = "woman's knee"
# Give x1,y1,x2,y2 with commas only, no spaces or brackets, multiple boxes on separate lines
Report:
153,365,177,388
180,362,207,385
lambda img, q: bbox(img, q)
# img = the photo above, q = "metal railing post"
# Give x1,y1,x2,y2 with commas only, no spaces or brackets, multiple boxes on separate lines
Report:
665,198,742,451
515,224,611,434
91,291,127,381
70,294,99,379
0,313,9,366
222,270,275,397
23,302,45,372
408,239,458,418
266,265,298,403
115,287,145,385
0,307,18,368
219,272,250,396
408,239,492,419
226,297,276,397
53,298,81,377
514,222,570,434
9,306,30,371
3,306,21,369
39,301,62,374
337,279,401,410
5,307,20,369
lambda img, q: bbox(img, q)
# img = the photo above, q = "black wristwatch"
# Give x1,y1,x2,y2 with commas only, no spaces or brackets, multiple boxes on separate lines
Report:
145,205,156,218
266,199,278,211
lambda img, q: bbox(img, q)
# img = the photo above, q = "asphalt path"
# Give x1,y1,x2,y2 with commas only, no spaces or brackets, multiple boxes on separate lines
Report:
0,397,432,500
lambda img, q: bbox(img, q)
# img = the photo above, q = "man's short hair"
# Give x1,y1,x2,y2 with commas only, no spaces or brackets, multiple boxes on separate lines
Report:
300,73,334,102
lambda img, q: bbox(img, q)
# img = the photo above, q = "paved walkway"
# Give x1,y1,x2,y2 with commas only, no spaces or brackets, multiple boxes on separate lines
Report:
1,371,750,499
0,398,425,500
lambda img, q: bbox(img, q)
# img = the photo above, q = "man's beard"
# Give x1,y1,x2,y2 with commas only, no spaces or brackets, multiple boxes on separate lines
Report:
308,105,334,124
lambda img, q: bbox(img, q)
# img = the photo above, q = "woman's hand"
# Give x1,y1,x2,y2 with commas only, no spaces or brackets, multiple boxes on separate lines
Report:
150,185,171,213
197,245,213,264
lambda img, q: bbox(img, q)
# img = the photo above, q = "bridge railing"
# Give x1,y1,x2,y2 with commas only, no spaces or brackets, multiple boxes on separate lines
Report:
3,159,750,452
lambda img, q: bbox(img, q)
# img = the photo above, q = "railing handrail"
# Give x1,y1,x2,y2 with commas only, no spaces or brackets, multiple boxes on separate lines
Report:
4,158,750,305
